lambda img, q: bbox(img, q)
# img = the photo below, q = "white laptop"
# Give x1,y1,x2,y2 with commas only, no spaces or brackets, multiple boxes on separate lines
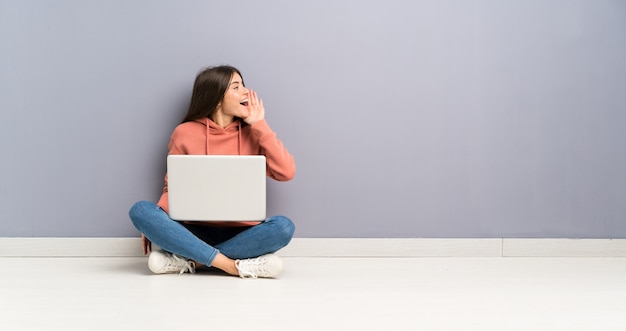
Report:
167,155,266,221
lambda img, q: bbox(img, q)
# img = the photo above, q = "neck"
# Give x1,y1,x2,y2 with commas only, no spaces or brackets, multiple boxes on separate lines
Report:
210,112,235,129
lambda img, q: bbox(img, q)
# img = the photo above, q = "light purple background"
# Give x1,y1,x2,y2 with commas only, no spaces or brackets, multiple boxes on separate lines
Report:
1,1,625,238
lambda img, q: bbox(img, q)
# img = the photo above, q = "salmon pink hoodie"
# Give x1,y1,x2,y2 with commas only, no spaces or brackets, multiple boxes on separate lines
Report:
156,117,295,226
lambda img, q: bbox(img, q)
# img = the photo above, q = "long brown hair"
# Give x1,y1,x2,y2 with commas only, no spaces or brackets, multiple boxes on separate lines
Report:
181,65,244,123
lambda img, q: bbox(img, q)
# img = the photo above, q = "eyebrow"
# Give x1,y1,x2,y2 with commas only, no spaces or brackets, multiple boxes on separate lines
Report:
229,81,242,86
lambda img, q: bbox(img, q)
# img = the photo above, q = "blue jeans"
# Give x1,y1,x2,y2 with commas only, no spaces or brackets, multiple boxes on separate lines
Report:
128,201,295,266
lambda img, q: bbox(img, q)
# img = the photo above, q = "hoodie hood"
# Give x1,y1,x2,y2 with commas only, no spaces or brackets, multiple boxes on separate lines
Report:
193,117,242,155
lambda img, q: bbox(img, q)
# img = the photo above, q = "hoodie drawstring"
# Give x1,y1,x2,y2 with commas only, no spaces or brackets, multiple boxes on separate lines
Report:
238,125,241,155
206,121,210,154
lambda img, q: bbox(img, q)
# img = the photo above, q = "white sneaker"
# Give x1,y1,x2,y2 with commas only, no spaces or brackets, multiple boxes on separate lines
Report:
148,250,196,275
235,254,283,279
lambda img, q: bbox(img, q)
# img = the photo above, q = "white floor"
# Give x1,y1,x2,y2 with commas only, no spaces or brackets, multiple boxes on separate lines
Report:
1,257,625,331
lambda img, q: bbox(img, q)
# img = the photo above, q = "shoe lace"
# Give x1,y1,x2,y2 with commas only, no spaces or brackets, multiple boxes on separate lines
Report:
236,257,270,279
172,254,196,275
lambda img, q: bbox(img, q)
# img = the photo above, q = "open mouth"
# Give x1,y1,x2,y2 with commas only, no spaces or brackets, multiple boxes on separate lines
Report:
240,100,249,107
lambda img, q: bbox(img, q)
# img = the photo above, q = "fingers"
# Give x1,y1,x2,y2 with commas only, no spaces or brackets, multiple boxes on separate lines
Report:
243,89,265,125
249,89,260,107
141,235,152,255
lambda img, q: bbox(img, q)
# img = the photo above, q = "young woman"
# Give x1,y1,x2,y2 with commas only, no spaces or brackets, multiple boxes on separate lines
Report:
129,65,296,278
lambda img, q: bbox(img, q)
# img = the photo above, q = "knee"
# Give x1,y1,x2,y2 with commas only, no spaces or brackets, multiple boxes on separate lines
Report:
128,201,157,228
269,215,295,240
